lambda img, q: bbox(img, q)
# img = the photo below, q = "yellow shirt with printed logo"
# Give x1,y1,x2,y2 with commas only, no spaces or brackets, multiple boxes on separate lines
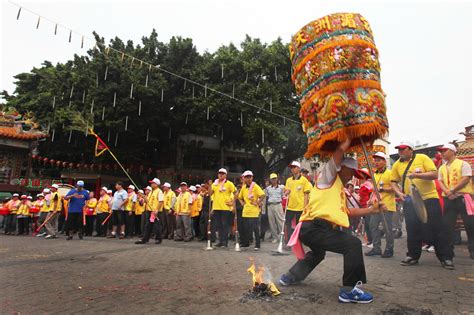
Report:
163,190,174,210
211,180,236,211
285,175,312,211
374,169,396,212
147,188,164,211
391,154,438,200
176,191,192,215
238,183,266,218
96,195,111,213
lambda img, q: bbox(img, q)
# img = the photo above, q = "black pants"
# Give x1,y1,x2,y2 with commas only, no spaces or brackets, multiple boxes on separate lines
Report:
5,214,17,234
95,212,108,236
213,210,231,246
404,198,450,261
85,216,95,236
192,214,201,237
141,211,162,242
288,219,366,287
134,214,142,237
125,211,134,236
285,210,302,242
159,211,168,237
165,211,175,239
65,213,84,235
241,217,261,248
17,217,30,235
443,196,474,257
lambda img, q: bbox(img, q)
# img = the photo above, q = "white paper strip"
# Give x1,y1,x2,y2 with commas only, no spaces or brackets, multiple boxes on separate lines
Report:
138,101,142,116
113,92,116,107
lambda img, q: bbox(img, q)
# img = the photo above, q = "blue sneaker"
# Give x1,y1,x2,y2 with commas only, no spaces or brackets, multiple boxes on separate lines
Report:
338,281,373,304
279,273,300,286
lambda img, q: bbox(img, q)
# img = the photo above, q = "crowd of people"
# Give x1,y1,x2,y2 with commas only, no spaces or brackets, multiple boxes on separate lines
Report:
1,141,472,303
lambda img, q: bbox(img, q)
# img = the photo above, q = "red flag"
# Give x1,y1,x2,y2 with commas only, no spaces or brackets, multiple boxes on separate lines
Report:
90,129,109,157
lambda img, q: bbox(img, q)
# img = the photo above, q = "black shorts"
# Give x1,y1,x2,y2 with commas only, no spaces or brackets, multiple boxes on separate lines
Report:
111,210,126,226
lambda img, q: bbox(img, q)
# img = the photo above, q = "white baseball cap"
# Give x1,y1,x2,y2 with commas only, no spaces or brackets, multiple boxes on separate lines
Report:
37,193,44,197
355,186,360,189
288,161,301,168
77,180,85,186
138,189,144,194
101,186,108,191
145,186,152,191
341,157,366,179
149,178,161,185
437,143,457,153
218,168,227,174
189,185,197,192
195,184,201,188
372,152,387,160
27,196,33,200
12,193,19,197
51,184,59,189
42,189,50,193
395,141,414,150
242,170,254,177
107,189,113,194
180,182,188,186
163,183,171,188
127,185,136,190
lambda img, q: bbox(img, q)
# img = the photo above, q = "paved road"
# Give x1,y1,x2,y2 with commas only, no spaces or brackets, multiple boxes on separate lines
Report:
0,233,473,314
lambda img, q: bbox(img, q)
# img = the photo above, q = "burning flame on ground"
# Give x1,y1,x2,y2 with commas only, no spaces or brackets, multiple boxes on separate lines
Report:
247,263,281,296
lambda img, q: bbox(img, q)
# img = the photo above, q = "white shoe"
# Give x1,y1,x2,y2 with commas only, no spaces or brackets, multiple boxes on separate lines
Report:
364,243,373,249
45,235,57,239
36,233,46,237
272,239,278,243
422,244,429,251
427,246,435,253
254,247,260,251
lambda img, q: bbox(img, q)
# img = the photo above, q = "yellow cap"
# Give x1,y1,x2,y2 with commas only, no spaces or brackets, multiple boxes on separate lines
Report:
269,173,278,179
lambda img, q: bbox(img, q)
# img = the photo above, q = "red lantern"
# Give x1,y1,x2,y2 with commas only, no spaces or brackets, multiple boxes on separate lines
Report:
43,158,49,164
31,155,37,159
56,160,61,166
50,159,55,164
68,162,74,168
62,161,67,168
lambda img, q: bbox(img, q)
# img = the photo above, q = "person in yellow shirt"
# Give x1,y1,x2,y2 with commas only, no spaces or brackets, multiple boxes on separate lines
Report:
175,182,194,242
31,193,45,232
365,152,396,258
5,193,20,235
44,184,62,239
84,191,97,236
162,183,176,239
134,189,146,238
17,195,31,235
136,178,164,244
437,143,474,260
189,185,201,238
95,187,111,237
210,168,236,248
238,170,266,250
36,189,51,237
390,141,452,269
124,185,137,237
285,161,312,241
279,139,383,303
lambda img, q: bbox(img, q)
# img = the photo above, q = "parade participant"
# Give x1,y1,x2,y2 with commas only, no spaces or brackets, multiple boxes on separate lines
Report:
36,189,51,237
189,185,201,238
135,178,163,244
437,144,474,260
109,182,128,239
124,185,137,237
31,193,45,232
366,152,396,258
162,184,176,239
174,182,193,242
5,193,20,235
265,173,285,243
141,186,152,237
198,183,214,242
16,195,31,235
210,168,236,248
285,161,312,241
44,184,62,239
84,191,97,237
233,178,244,243
195,185,203,236
279,139,384,303
238,171,266,250
390,142,452,269
358,169,373,247
64,181,89,240
345,183,361,234
95,187,110,237
134,189,145,238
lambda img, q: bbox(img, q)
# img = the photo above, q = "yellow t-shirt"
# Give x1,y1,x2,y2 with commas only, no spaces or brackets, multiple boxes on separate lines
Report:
299,175,350,227
86,198,98,215
285,175,312,211
40,196,51,212
125,193,136,212
8,200,21,214
176,191,192,215
50,192,62,212
211,180,236,211
190,194,200,217
163,190,174,210
96,195,111,213
439,158,473,196
391,153,439,200
148,188,164,211
374,169,396,212
18,202,30,216
238,183,265,218
134,199,145,215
